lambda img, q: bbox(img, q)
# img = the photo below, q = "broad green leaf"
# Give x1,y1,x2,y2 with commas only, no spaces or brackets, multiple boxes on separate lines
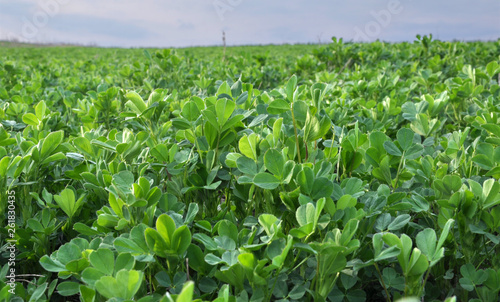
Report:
383,141,402,157
482,178,500,209
56,281,80,297
267,99,290,114
296,203,315,227
73,137,94,158
253,172,280,189
481,124,500,138
171,225,192,255
388,214,411,231
89,249,114,275
54,188,80,218
156,214,176,247
397,128,414,151
215,98,235,127
304,112,320,143
115,253,135,272
40,130,64,160
337,194,356,210
311,177,333,200
416,228,436,260
405,143,423,160
176,281,194,302
39,255,66,272
297,166,314,195
239,133,259,160
79,285,95,302
286,75,298,102
181,101,201,122
41,152,66,165
22,113,40,126
258,214,278,237
95,269,143,300
264,149,285,178
486,61,500,78
125,91,147,114
236,156,258,176
273,118,283,142
35,100,47,120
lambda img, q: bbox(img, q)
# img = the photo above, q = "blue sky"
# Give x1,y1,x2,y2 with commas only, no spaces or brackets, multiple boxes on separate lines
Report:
0,0,499,47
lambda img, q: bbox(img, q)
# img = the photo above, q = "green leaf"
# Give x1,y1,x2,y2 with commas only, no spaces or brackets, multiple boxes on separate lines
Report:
253,173,280,189
407,248,428,276
171,225,192,255
388,214,411,231
258,214,278,237
405,143,423,160
53,188,78,218
304,112,321,143
35,100,47,120
79,285,96,302
176,281,194,302
114,237,147,254
236,156,258,176
95,269,143,300
434,175,462,197
286,75,298,102
22,113,40,126
181,101,201,122
115,253,135,272
383,141,402,157
340,219,359,246
56,281,80,297
337,194,356,210
296,203,315,227
397,128,414,151
39,255,66,272
481,124,500,138
156,214,176,247
273,118,283,142
221,114,244,133
29,282,47,302
264,149,285,178
73,137,94,158
311,177,333,200
436,219,454,253
239,133,259,160
41,152,66,165
482,178,500,209
145,229,169,258
89,249,114,275
416,229,436,260
215,98,236,127
40,130,64,160
297,166,314,196
125,91,147,114
267,99,290,114
486,61,500,78
375,245,401,262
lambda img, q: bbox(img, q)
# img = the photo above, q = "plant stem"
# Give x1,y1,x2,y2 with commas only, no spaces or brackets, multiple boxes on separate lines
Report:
374,263,391,302
393,151,405,190
291,102,302,164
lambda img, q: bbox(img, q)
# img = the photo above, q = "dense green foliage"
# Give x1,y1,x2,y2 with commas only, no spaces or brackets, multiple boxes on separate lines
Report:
1,36,500,301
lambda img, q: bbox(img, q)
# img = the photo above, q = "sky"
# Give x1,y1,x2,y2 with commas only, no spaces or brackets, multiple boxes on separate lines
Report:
0,0,499,48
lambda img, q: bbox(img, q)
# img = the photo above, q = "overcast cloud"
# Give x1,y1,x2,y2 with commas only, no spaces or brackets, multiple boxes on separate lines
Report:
0,0,499,47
